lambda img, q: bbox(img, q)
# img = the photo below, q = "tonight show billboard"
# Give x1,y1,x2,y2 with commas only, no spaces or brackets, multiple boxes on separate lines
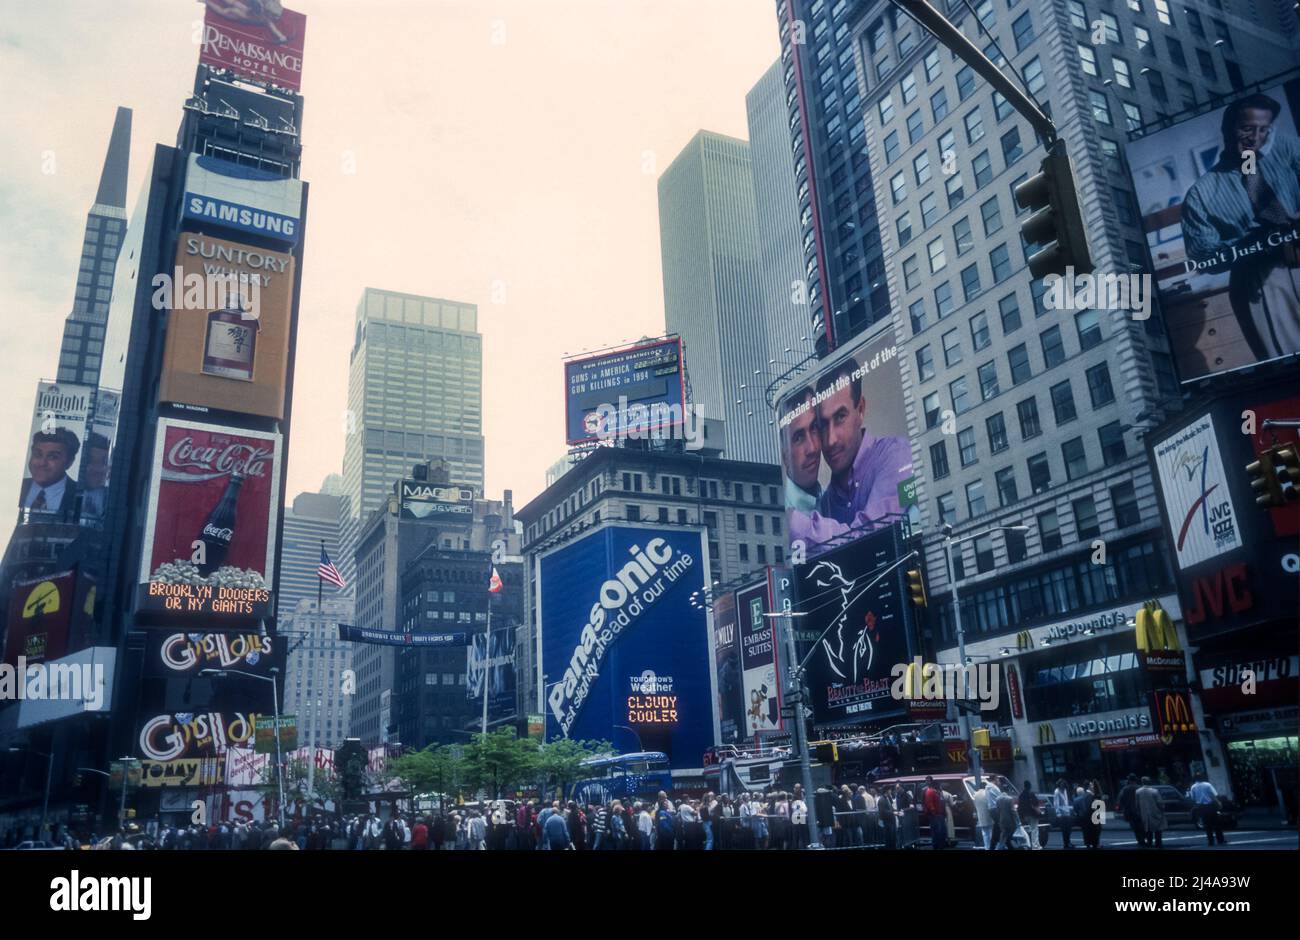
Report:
537,523,716,767
1127,80,1300,383
775,326,916,559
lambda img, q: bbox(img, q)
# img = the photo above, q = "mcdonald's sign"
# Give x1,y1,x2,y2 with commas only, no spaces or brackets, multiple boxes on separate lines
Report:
1015,630,1034,651
1037,723,1057,745
1135,600,1180,652
1152,690,1197,736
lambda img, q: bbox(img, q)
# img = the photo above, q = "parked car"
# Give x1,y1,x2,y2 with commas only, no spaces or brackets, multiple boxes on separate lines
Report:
14,840,59,850
1152,785,1240,830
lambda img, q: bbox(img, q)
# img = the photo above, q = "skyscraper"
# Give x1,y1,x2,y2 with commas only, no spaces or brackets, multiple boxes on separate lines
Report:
774,0,885,354
56,106,132,388
278,489,348,622
657,131,773,464
341,288,484,532
845,0,1300,792
746,61,814,374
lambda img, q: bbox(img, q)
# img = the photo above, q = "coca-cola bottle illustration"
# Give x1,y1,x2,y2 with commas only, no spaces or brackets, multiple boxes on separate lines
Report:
196,471,243,576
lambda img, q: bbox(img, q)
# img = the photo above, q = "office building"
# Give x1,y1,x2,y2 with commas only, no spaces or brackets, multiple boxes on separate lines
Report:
283,596,354,750
278,489,349,622
844,0,1300,794
658,132,776,464
55,107,132,388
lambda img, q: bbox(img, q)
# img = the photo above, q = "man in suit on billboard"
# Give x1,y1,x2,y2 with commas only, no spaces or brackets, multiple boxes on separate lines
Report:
19,428,81,522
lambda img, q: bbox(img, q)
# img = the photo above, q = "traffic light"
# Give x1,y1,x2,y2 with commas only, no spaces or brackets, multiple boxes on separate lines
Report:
906,569,927,607
1274,445,1300,502
813,742,839,763
1246,445,1294,507
1014,140,1093,279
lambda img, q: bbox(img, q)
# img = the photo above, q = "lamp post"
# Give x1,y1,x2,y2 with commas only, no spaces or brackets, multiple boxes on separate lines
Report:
611,724,643,753
763,609,820,848
941,523,1029,788
201,666,285,829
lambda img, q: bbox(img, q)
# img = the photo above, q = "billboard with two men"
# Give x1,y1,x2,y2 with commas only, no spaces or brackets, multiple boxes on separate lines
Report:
775,326,917,559
1128,79,1300,382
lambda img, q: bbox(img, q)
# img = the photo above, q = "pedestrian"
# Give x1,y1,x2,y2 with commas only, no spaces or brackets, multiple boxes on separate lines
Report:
922,776,946,850
1117,774,1144,847
1136,777,1167,849
636,802,653,851
567,801,586,850
974,782,994,850
1017,783,1041,850
515,800,535,851
772,791,791,851
655,798,676,851
679,799,702,849
592,802,610,850
702,792,717,851
878,786,897,850
468,810,487,850
1052,779,1073,849
412,816,428,851
995,790,1020,850
1188,773,1228,846
543,804,572,850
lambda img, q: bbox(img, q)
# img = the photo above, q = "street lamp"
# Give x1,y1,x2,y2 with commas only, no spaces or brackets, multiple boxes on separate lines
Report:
200,666,285,830
941,523,1029,789
611,725,643,753
76,761,136,828
763,608,822,849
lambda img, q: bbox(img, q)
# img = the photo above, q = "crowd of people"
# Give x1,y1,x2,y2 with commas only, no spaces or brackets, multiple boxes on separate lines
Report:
5,772,1233,851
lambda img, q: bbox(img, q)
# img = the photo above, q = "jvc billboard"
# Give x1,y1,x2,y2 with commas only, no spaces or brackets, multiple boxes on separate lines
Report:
537,523,715,768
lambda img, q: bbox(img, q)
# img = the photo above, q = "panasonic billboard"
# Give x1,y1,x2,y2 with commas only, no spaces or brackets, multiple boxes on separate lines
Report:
536,523,717,770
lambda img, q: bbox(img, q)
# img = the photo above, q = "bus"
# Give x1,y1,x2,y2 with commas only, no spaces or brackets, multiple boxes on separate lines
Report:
568,751,673,805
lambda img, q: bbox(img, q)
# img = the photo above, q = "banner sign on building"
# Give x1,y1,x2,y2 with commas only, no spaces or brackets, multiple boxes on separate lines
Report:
136,419,280,623
398,480,475,524
18,381,94,523
254,715,298,754
183,154,304,245
159,232,295,420
337,624,468,646
564,338,687,445
537,523,716,768
139,758,224,788
1127,79,1300,383
1152,413,1242,570
736,580,782,737
137,711,262,762
143,631,278,678
712,590,744,745
467,625,517,722
198,1,307,93
775,326,916,559
794,523,913,727
3,570,78,667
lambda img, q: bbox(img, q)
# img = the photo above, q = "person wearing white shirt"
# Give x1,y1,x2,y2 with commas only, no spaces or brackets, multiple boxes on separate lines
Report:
984,780,1003,849
790,796,808,850
636,804,653,850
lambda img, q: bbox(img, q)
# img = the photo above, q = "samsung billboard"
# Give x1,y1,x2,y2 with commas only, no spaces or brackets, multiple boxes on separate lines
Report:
536,523,716,769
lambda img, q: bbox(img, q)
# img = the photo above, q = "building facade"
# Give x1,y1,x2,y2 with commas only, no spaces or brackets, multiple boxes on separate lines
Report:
843,0,1300,794
282,596,355,750
278,489,348,622
658,132,776,464
516,446,785,717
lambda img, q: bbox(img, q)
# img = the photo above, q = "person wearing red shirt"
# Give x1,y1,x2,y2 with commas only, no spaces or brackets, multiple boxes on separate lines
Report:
922,777,947,850
411,817,429,851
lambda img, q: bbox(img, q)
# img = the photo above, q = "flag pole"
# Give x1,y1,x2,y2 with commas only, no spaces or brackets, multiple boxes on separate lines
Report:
307,540,325,808
481,588,491,742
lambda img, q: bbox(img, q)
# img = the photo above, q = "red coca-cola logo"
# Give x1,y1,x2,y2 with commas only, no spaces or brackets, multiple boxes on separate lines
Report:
166,435,272,481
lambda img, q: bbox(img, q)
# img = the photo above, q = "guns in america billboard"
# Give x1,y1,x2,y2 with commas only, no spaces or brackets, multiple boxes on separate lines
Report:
536,523,716,768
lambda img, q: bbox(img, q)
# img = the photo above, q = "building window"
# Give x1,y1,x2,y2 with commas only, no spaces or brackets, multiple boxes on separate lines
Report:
958,427,978,467
1012,11,1034,50
935,282,955,317
1000,128,1023,167
1111,481,1140,528
914,150,932,185
1112,57,1133,89
1123,102,1142,132
1008,343,1032,385
954,217,974,256
923,392,942,429
901,73,917,104
956,65,976,101
986,412,1009,454
1038,509,1062,551
977,361,1000,401
961,264,982,301
1024,57,1045,97
945,173,965,209
973,150,992,188
907,110,924,144
931,88,949,122
928,237,947,274
916,345,935,382
903,255,920,290
627,504,641,521
1099,421,1127,466
884,130,901,164
737,513,747,532
1073,495,1101,540
920,192,939,227
969,311,990,351
1017,396,1042,439
965,108,985,144
1075,310,1102,350
891,172,907,204
1040,325,1066,368
995,466,1018,508
1077,44,1098,76
1027,451,1051,494
1086,363,1115,408
739,544,749,563
879,95,895,125
974,533,996,573
925,48,941,82
930,440,951,479
966,479,987,517
911,299,930,334
998,293,1020,334
989,244,1012,283
950,376,972,415
1005,526,1028,563
1062,437,1088,481
937,492,956,525
1090,91,1112,126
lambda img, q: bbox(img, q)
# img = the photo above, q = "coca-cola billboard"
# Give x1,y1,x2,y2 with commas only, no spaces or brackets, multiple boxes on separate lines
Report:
137,418,280,624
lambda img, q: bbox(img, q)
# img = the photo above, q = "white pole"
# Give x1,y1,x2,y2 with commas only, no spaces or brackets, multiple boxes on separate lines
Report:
481,603,491,740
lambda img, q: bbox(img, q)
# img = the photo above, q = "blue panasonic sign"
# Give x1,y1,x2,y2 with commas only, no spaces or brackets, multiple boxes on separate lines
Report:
182,155,303,245
538,524,716,769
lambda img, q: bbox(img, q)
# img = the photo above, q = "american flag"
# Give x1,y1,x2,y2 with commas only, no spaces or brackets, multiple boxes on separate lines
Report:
317,548,346,589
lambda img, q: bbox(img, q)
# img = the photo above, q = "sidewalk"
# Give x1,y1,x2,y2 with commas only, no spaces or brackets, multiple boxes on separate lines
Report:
1235,807,1296,831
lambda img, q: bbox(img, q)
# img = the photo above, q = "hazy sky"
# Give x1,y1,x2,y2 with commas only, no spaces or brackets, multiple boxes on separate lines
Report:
0,0,781,533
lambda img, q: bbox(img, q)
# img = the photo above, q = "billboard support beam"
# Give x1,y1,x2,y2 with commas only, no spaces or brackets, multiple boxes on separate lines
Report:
890,0,1056,144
